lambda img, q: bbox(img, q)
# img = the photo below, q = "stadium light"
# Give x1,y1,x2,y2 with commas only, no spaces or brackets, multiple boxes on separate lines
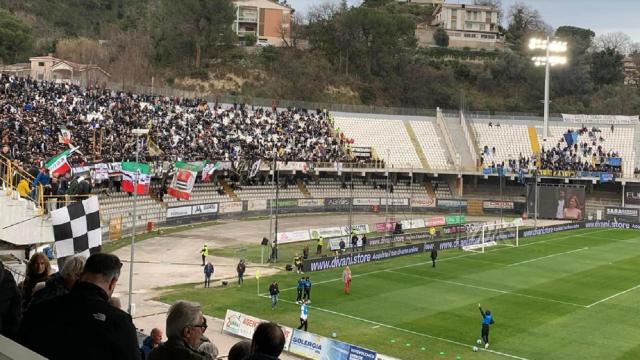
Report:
530,36,568,142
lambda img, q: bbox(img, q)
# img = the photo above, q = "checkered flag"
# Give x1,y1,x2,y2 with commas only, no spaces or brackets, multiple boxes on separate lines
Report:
51,196,102,259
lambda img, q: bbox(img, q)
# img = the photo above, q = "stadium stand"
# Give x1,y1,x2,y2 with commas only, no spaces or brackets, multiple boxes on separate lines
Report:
409,120,452,169
334,117,422,168
472,121,532,169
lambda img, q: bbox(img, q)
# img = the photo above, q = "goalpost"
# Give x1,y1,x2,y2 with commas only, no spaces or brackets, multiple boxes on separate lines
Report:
463,221,520,253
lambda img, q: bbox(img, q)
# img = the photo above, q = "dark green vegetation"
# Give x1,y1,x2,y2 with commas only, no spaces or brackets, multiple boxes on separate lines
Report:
160,228,640,359
0,1,638,113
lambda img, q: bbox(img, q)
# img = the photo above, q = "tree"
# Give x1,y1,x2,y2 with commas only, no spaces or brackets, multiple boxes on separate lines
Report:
55,37,109,67
154,0,236,67
0,8,32,63
555,26,595,57
590,48,624,87
433,28,449,47
594,32,632,55
505,3,551,52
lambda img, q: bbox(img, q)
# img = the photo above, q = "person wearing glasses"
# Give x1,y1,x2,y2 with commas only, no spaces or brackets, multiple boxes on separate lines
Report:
148,300,211,360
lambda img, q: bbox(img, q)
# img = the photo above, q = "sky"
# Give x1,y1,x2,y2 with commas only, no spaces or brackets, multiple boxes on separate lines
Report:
286,0,640,42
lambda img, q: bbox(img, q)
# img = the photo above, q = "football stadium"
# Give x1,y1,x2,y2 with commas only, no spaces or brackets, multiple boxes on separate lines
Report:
1,1,640,359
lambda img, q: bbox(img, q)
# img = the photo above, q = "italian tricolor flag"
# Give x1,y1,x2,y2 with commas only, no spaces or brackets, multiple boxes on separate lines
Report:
121,162,151,195
168,162,200,200
46,147,78,176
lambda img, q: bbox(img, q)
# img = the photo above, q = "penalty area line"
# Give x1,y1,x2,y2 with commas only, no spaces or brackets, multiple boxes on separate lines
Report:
259,294,529,360
507,247,589,267
586,283,640,308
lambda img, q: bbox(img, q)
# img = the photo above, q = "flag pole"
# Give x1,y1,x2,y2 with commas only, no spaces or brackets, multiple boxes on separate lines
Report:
128,129,149,315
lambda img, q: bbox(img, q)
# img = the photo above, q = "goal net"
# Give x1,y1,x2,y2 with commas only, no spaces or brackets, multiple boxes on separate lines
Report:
462,220,520,253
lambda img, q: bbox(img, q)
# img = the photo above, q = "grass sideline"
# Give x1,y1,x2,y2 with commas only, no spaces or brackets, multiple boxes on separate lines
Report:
158,228,640,360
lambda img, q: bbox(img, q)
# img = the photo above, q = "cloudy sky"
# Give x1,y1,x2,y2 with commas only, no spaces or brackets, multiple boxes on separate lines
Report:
286,0,640,42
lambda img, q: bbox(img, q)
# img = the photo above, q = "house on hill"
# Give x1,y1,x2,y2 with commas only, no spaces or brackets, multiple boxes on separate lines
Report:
0,54,110,86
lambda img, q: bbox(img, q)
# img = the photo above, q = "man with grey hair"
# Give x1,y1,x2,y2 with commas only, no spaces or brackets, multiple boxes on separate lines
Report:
148,300,210,360
19,253,140,360
28,255,86,308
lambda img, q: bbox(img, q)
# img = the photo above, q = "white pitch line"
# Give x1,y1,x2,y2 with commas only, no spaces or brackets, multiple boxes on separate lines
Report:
386,270,586,308
586,283,640,308
259,295,529,360
507,247,589,267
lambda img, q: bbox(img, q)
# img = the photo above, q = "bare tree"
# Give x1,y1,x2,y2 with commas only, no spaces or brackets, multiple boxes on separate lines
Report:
594,32,632,54
307,0,341,24
55,38,109,68
280,12,304,48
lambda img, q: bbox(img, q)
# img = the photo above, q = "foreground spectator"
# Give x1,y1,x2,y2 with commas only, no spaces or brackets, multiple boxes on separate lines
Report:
246,322,286,360
198,335,219,359
0,260,21,340
19,252,51,310
19,253,139,360
228,340,251,360
148,300,210,360
28,255,85,308
141,328,164,360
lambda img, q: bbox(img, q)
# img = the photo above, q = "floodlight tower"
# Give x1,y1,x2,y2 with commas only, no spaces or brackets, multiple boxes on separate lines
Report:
529,37,568,143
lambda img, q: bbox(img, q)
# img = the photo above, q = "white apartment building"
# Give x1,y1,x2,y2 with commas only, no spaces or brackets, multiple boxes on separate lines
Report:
431,3,504,50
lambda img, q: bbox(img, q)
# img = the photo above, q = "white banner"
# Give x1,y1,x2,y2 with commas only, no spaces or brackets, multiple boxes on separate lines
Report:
222,310,294,351
353,198,380,206
276,161,310,172
400,219,425,230
380,198,409,206
247,199,267,211
309,227,343,239
562,113,639,124
219,201,243,213
277,230,311,244
483,200,514,210
192,203,218,215
298,199,324,207
410,197,436,208
167,206,192,218
341,224,369,235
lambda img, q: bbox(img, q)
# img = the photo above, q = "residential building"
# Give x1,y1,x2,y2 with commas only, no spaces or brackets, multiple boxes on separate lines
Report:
623,56,639,86
396,0,444,4
0,54,110,86
233,0,294,47
430,2,503,50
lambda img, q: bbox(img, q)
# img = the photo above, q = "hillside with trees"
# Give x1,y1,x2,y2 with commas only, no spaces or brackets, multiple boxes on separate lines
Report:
0,0,638,114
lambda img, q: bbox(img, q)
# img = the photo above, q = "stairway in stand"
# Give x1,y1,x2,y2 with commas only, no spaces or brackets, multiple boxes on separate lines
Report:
218,179,240,201
297,179,312,198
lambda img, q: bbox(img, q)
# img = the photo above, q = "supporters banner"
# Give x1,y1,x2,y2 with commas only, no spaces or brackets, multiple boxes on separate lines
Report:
298,199,325,207
625,185,640,205
411,197,436,208
276,161,310,172
46,147,79,176
277,230,311,244
271,199,298,208
351,146,372,159
437,199,468,208
483,201,514,210
325,198,351,207
380,198,409,206
341,224,369,235
219,202,242,214
353,198,380,206
604,207,639,221
310,227,343,239
400,219,425,230
247,199,267,211
92,163,110,182
425,216,446,227
168,162,200,200
201,161,222,182
120,162,151,195
562,114,639,124
600,173,614,183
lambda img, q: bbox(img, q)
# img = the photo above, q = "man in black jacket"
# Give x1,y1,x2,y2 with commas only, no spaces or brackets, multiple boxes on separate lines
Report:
0,260,21,341
19,253,140,360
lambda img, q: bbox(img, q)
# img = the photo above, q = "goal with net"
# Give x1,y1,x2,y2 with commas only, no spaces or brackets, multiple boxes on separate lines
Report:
462,221,520,253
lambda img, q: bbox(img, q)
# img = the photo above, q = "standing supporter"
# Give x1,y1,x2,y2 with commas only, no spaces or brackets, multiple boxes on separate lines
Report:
203,262,214,288
343,266,352,295
269,280,279,310
0,260,21,341
237,259,246,285
19,253,140,360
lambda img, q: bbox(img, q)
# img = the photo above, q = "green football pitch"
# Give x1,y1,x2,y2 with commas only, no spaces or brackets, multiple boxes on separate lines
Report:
159,228,640,360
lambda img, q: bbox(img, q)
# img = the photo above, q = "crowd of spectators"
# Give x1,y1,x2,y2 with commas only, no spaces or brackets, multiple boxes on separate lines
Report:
481,125,624,175
0,75,347,171
0,252,289,360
